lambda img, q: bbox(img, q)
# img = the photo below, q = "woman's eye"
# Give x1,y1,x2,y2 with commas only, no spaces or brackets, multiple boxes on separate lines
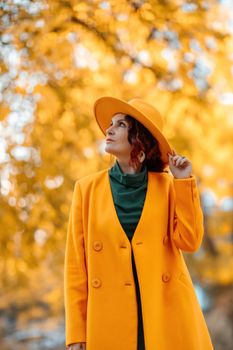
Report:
108,122,125,127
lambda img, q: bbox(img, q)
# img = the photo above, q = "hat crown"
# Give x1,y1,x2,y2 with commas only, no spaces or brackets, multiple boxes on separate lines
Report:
127,98,164,131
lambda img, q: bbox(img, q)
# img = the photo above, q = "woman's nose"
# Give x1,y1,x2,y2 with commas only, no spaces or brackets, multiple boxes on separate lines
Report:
106,125,114,135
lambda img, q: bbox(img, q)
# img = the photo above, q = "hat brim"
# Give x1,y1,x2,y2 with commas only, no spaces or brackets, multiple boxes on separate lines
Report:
94,96,172,164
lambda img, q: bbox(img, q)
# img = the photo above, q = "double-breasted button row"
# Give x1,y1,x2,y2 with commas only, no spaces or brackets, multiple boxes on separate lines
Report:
92,276,170,287
93,240,103,251
92,278,102,288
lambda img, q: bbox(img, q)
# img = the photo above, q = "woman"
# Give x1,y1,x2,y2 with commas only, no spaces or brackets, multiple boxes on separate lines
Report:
64,97,214,350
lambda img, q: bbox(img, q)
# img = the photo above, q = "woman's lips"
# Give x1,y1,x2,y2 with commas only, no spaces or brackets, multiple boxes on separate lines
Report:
106,139,114,142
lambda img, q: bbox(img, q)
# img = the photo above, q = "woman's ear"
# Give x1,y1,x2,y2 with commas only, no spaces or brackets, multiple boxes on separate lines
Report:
138,151,146,163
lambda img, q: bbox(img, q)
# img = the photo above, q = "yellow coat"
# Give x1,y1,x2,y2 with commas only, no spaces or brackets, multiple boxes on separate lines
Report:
64,168,214,350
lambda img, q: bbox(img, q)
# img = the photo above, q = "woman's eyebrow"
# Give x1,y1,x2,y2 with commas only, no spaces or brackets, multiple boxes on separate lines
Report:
110,119,126,123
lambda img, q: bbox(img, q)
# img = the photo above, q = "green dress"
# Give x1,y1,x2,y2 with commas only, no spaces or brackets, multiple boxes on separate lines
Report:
109,160,147,350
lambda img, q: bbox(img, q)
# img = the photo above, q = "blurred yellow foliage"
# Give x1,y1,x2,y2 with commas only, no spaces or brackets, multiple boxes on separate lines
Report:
0,0,232,322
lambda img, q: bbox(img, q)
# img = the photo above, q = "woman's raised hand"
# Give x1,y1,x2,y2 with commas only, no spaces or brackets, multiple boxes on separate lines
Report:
168,149,192,179
67,343,86,350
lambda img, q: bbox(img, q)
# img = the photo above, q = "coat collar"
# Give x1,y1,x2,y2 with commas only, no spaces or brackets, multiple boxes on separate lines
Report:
109,160,148,188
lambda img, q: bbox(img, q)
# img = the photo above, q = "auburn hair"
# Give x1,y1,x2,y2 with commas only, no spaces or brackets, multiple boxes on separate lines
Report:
124,114,166,172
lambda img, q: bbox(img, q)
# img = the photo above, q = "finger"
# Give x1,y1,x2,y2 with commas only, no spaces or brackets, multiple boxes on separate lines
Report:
168,153,179,163
179,158,188,166
168,150,176,160
176,157,187,167
175,157,184,166
171,155,182,166
172,149,177,156
172,155,180,160
173,156,181,166
168,153,174,164
167,152,173,159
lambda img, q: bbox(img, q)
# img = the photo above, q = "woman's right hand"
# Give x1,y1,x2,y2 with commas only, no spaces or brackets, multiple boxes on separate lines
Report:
67,343,86,350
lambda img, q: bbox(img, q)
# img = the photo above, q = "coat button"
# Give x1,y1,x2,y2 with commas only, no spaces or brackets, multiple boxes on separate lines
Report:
93,240,103,251
92,278,102,288
163,235,169,245
162,273,171,283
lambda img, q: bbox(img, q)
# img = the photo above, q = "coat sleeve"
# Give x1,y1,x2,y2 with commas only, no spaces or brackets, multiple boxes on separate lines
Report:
64,180,87,346
170,174,205,252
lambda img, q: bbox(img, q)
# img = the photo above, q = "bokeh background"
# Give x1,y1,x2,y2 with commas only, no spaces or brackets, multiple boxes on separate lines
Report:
0,0,233,349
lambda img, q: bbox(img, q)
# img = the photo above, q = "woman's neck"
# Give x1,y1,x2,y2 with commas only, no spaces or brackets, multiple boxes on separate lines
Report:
116,159,142,174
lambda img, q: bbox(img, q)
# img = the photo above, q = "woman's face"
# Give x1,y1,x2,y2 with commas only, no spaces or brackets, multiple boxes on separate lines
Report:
105,113,132,159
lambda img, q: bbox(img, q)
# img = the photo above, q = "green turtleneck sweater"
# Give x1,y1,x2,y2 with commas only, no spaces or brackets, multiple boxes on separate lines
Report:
108,160,147,350
108,160,148,241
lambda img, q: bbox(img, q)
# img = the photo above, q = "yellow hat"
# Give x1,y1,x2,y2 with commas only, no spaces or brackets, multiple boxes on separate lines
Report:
94,96,172,164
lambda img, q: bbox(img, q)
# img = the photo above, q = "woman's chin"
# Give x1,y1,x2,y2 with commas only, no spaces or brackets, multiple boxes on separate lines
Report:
105,145,116,156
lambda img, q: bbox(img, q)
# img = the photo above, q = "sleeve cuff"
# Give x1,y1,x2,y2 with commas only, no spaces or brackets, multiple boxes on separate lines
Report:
173,174,195,181
173,175,198,202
